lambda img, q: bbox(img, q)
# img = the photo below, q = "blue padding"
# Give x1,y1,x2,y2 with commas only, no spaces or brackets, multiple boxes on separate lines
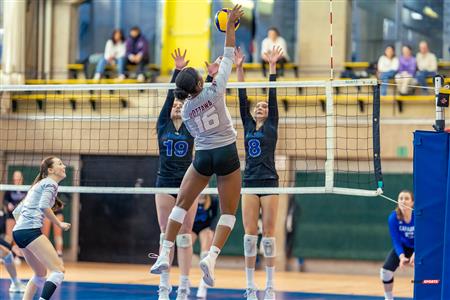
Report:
442,137,450,299
413,131,448,299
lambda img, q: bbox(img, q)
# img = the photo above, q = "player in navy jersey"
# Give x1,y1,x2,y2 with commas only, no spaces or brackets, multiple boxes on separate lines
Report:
235,45,283,300
0,237,26,292
151,5,244,288
380,190,414,300
3,171,27,244
154,49,218,300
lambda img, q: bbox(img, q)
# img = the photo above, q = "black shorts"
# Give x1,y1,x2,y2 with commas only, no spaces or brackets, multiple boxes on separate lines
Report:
13,228,42,249
243,179,279,197
192,220,213,235
382,247,414,272
0,237,12,250
156,176,183,199
193,142,240,177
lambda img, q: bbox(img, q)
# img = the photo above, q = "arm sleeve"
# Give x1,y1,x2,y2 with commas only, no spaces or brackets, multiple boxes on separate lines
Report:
392,57,399,71
3,191,11,205
238,88,252,127
210,47,234,97
205,75,214,83
117,43,126,58
38,183,58,209
388,214,405,257
157,69,181,131
139,37,149,57
268,74,279,127
431,54,438,72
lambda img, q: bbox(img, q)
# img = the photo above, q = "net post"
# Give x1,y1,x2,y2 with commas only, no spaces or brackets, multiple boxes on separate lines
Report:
325,81,334,192
372,84,383,191
433,75,445,131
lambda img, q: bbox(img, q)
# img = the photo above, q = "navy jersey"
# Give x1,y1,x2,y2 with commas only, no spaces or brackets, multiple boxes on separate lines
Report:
3,190,26,211
239,74,279,181
388,210,414,256
194,197,218,224
157,71,214,181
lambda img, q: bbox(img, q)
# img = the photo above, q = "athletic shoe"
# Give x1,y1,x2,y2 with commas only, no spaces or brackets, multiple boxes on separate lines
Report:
244,287,258,300
150,254,170,275
9,281,26,293
176,286,190,300
264,287,276,300
199,255,215,287
137,74,145,82
157,285,171,300
196,279,208,298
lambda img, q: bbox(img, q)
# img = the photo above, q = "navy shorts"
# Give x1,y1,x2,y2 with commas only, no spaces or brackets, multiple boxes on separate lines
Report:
193,142,240,177
243,179,279,197
156,176,183,199
13,228,43,249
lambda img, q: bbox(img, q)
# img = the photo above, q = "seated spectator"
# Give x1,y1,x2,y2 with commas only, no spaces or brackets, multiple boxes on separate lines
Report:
378,45,399,96
126,26,149,82
261,27,290,77
94,29,126,81
415,41,437,94
395,45,417,95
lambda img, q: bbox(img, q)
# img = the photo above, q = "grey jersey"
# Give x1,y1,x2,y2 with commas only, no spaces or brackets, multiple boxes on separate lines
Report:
182,47,237,150
13,177,58,230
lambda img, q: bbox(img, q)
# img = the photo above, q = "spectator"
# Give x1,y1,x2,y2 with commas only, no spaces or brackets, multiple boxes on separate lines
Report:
377,45,399,96
415,41,437,94
126,26,149,82
94,29,126,81
395,45,417,95
261,27,290,77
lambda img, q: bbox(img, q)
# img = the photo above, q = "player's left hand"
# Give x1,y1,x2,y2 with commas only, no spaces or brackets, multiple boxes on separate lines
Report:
205,60,220,77
409,252,415,267
263,46,283,66
172,48,189,70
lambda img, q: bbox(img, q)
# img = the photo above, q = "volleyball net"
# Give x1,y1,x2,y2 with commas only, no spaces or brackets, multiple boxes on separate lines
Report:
0,79,382,196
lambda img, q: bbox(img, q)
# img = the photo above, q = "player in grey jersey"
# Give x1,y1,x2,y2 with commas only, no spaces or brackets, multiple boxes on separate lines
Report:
151,5,244,288
12,157,71,300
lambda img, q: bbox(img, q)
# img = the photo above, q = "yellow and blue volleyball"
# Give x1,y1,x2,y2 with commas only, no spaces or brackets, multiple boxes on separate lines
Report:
214,8,240,33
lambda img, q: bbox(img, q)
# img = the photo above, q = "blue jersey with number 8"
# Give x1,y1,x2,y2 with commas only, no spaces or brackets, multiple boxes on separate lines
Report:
239,74,279,182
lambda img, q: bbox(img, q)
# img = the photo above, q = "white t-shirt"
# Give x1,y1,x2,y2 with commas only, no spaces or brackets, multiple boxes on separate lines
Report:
104,40,126,60
261,36,290,61
416,52,437,72
377,55,399,73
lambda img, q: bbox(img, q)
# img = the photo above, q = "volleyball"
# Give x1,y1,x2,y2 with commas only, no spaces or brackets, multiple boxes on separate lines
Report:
214,8,240,33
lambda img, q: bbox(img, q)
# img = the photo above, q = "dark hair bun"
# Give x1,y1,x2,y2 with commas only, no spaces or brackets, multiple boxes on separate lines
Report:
174,88,190,100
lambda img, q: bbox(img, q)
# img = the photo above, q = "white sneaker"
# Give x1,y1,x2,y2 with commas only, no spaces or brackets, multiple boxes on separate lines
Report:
158,285,171,300
199,255,215,287
244,287,258,300
9,281,26,293
176,286,190,300
150,254,170,275
196,279,208,298
117,74,126,81
93,73,101,81
137,74,145,82
264,287,276,300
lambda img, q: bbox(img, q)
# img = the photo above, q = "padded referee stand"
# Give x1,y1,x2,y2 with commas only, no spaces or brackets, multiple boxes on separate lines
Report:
413,131,450,299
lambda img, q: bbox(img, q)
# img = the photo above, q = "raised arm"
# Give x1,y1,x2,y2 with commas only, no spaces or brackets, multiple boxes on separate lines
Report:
157,49,189,131
212,5,244,95
235,47,252,126
264,46,283,126
388,214,404,258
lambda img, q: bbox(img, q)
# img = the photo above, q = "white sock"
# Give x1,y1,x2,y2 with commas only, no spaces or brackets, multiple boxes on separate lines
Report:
161,240,174,257
160,269,170,287
208,246,220,260
384,291,393,300
245,268,256,288
179,275,189,288
11,277,20,285
266,266,275,288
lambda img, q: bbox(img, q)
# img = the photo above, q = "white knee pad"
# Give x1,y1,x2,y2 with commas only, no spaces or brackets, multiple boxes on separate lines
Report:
261,237,276,258
159,233,165,246
169,206,187,224
244,234,258,257
31,275,46,288
176,234,192,248
217,214,236,230
3,252,14,265
48,271,64,286
380,268,394,283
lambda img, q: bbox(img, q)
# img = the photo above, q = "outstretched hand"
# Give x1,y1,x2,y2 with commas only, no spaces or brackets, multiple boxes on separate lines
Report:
227,4,244,24
171,48,189,70
205,57,222,77
263,46,283,66
234,47,245,68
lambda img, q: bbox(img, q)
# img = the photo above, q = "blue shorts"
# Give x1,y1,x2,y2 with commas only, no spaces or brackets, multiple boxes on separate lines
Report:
13,228,42,249
243,179,279,197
